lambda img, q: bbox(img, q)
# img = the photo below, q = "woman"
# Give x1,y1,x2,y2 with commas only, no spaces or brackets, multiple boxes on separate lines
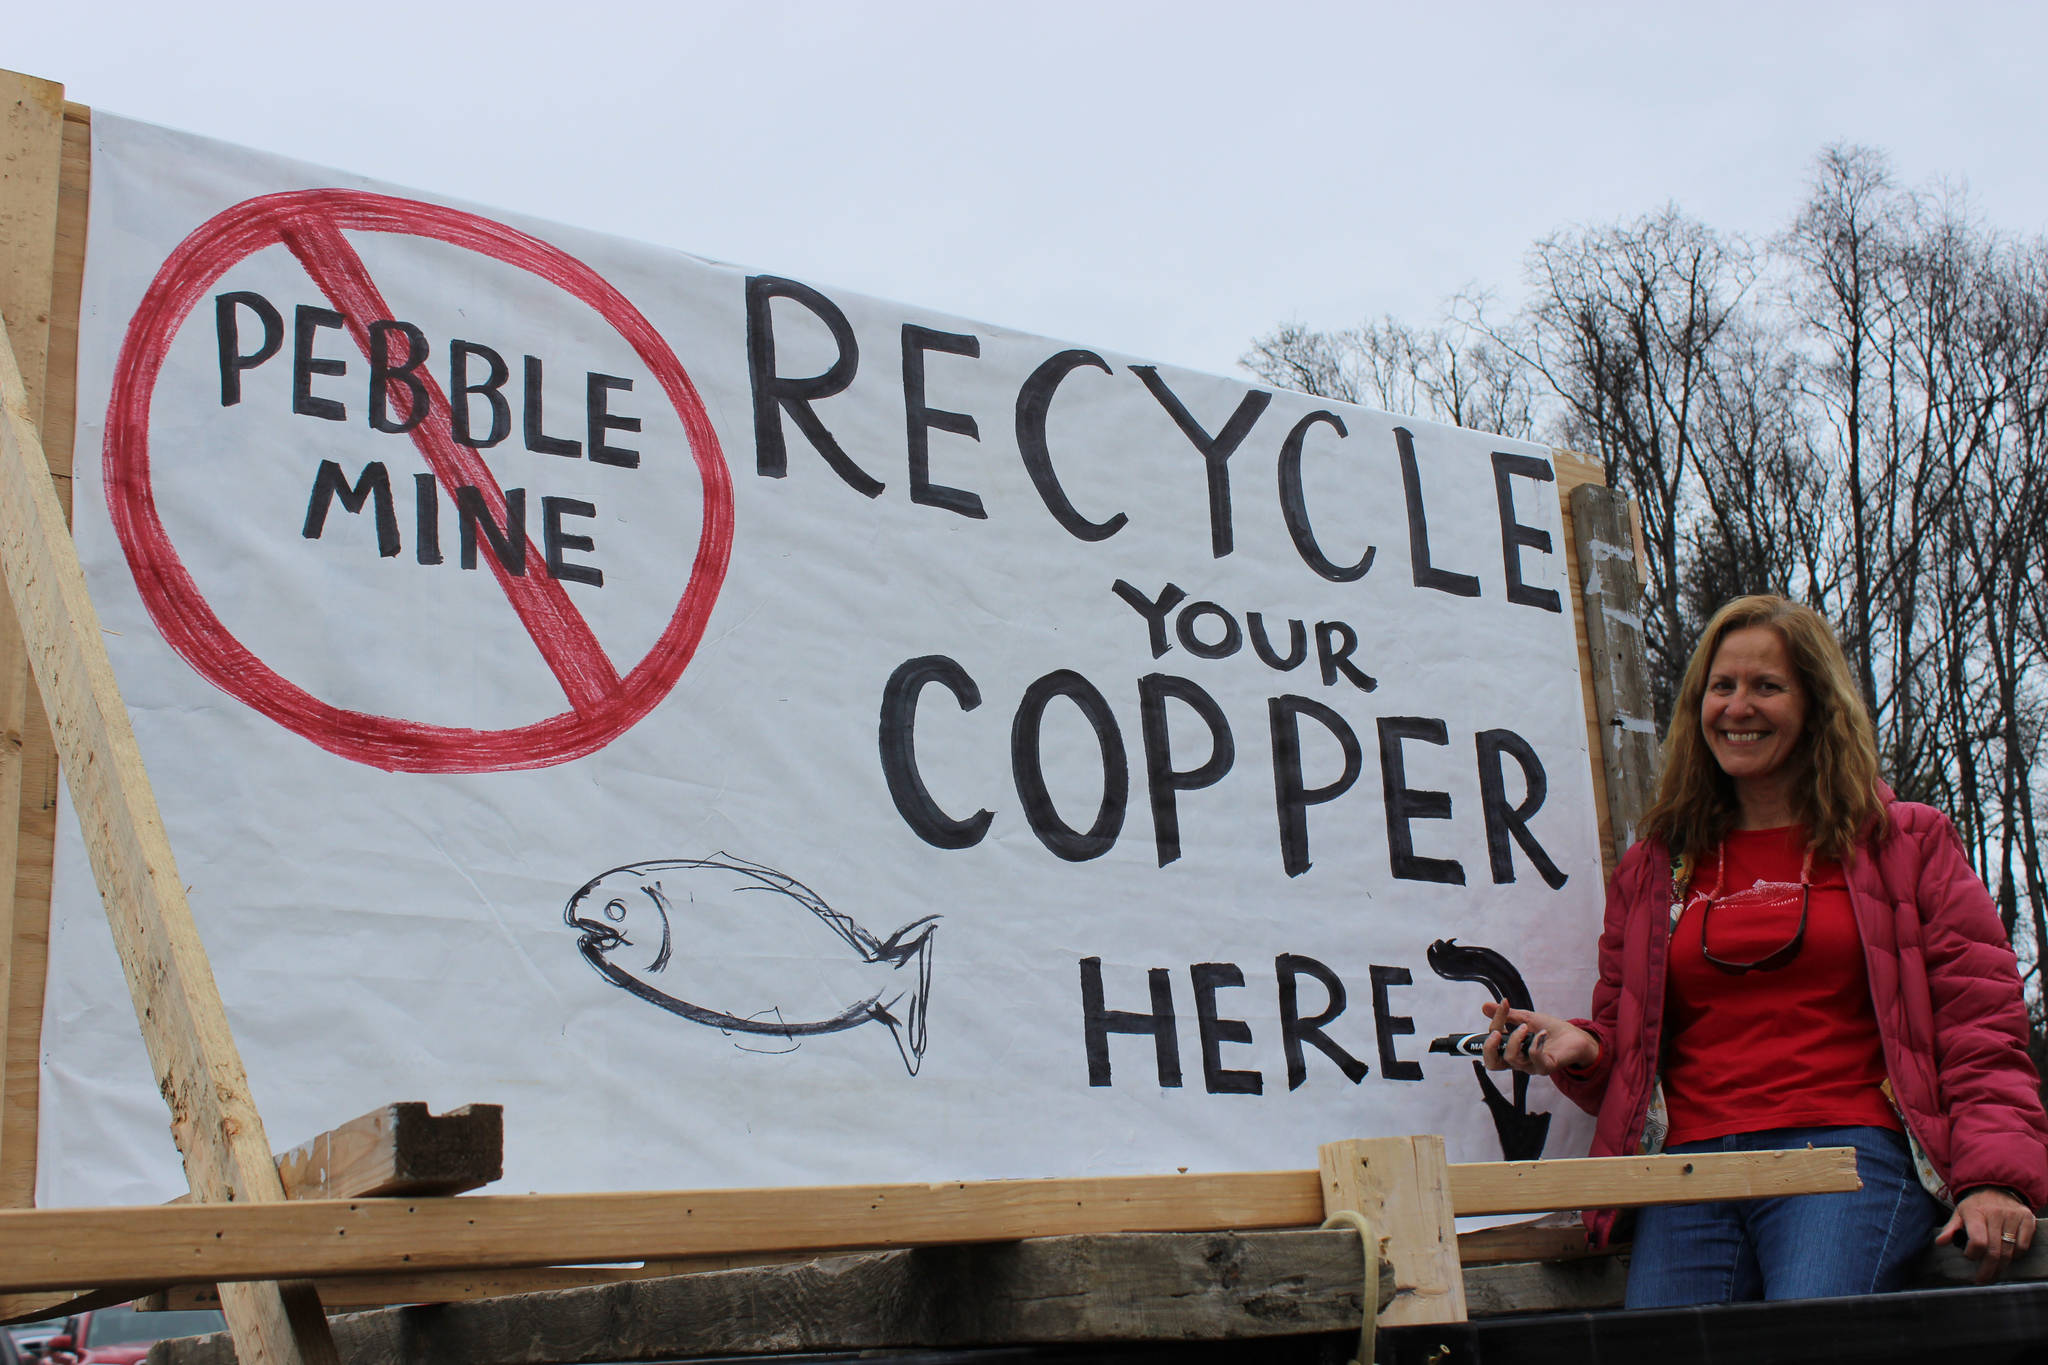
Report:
1484,595,2048,1305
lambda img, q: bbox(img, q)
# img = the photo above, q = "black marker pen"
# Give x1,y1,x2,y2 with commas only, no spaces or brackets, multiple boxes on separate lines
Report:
1427,1031,1493,1058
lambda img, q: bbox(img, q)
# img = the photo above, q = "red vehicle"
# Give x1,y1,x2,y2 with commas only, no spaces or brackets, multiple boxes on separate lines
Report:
43,1306,225,1365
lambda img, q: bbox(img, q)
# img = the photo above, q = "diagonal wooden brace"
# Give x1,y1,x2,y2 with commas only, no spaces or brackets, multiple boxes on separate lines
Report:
0,238,338,1365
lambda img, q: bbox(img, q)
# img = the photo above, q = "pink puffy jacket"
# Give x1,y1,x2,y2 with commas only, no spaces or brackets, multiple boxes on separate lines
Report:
1553,791,2048,1247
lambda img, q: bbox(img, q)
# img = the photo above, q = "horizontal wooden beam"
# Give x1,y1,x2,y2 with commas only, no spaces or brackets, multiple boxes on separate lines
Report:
1455,1147,1859,1214
0,1148,1858,1294
140,1102,504,1311
153,1228,1590,1313
154,1227,1583,1312
150,1231,1394,1365
147,1253,817,1312
5,1103,500,1321
0,1171,1309,1292
146,1233,1606,1314
1456,1220,1595,1266
146,1234,2048,1365
0,1286,130,1327
146,1266,709,1313
1466,1255,1630,1317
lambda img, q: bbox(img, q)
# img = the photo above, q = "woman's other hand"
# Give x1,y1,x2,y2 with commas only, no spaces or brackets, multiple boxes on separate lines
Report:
1479,1000,1598,1076
1937,1186,2038,1283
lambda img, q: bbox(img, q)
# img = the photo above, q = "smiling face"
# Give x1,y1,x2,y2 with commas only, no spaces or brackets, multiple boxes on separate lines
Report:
1701,625,1808,821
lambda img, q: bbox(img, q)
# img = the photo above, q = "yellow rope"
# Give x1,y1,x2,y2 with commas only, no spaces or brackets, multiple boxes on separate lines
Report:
1321,1208,1380,1365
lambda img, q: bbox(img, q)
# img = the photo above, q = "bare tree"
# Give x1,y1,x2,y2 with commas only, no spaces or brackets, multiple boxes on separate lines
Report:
1241,144,2048,1080
1470,208,1756,721
1241,315,1538,438
1683,317,1835,619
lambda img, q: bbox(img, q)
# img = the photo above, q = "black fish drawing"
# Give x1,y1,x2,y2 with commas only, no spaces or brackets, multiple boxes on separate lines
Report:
1426,938,1551,1162
565,855,938,1075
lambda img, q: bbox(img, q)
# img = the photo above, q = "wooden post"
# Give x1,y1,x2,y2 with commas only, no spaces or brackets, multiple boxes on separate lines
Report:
0,278,337,1363
0,67,66,1209
1569,483,1657,865
0,81,86,1211
1319,1135,1466,1326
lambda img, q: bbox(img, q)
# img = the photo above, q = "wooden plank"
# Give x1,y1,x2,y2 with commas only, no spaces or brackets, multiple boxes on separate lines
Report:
43,104,88,496
141,1250,2048,1365
1464,1254,1629,1317
0,673,51,1213
1550,446,1625,883
1571,483,1658,865
143,1264,758,1313
1918,1239,2048,1287
277,1101,500,1199
168,1102,505,1204
1549,447,1606,500
0,1171,1321,1291
142,1102,504,1312
0,258,337,1365
149,1231,1395,1365
0,71,62,417
116,1101,500,1313
0,1286,129,1327
1,97,85,1214
0,68,65,1213
1456,1219,1594,1266
1320,1135,1464,1325
1451,1147,1858,1215
0,1149,1861,1293
169,1227,2009,1332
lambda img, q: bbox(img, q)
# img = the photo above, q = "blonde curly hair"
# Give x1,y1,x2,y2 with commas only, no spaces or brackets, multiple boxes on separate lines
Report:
1639,595,1885,868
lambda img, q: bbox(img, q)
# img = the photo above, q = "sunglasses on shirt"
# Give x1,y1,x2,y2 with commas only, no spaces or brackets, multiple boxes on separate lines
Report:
1695,844,1812,975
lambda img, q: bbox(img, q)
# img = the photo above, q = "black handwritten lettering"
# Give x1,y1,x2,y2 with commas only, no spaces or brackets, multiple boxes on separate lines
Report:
1277,953,1369,1089
1270,695,1363,878
1132,367,1270,559
1492,451,1562,612
1081,957,1182,1088
1192,962,1263,1095
1015,349,1127,541
302,459,399,557
216,290,282,407
1012,670,1127,862
745,275,879,495
1477,728,1567,888
1378,716,1465,885
879,655,995,850
1397,427,1480,597
1278,410,1375,582
1138,673,1235,868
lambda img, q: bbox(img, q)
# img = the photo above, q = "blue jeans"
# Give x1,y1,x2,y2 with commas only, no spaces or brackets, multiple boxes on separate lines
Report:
1624,1125,1945,1307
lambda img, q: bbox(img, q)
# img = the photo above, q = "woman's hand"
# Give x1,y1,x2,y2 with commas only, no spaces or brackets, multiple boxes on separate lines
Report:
1479,1000,1598,1077
1937,1186,2038,1283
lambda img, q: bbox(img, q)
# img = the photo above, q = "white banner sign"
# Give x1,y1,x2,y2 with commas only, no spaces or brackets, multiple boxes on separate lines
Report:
42,115,1601,1205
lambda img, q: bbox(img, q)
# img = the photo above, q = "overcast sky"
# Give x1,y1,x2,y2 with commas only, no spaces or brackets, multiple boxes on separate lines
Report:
15,1,2048,378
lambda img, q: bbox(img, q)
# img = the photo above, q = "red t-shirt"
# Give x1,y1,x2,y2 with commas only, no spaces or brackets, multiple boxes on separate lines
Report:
1662,825,1898,1144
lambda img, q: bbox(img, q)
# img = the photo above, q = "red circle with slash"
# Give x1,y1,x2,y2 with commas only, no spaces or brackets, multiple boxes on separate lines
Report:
101,190,733,773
